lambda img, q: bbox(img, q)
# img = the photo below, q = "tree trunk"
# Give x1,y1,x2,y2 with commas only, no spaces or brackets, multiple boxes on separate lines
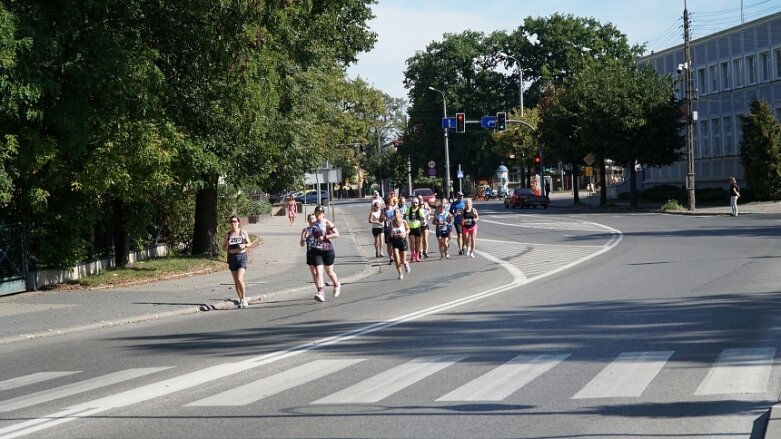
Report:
111,199,130,268
191,175,219,256
599,157,607,206
572,163,580,204
629,163,638,209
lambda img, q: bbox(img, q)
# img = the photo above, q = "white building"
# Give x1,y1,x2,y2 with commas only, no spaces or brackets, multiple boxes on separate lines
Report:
639,11,781,189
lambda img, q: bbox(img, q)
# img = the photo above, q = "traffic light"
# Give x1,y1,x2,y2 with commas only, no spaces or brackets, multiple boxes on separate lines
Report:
496,112,506,131
534,155,541,173
455,113,465,133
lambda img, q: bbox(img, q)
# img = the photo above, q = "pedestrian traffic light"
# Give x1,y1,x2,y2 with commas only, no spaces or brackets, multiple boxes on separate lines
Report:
534,155,541,173
455,113,465,133
496,112,506,131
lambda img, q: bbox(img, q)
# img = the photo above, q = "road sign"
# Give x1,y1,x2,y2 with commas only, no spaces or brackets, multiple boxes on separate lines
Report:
441,117,456,129
427,168,436,176
584,153,595,166
457,170,464,179
480,116,497,128
428,160,436,168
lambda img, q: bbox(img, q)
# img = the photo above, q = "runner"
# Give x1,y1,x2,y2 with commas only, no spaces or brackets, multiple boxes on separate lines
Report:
380,195,399,265
389,212,411,279
449,191,466,255
433,201,453,259
299,213,320,296
368,201,385,257
417,194,431,259
398,196,409,220
308,206,341,302
406,198,424,262
462,198,479,258
371,190,385,209
223,215,254,308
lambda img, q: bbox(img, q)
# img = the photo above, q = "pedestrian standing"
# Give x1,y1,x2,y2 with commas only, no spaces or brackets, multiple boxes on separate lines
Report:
308,206,341,302
368,201,385,257
433,201,453,259
449,191,466,255
729,176,741,216
417,194,431,259
287,196,297,225
389,213,411,279
462,198,479,258
223,215,254,308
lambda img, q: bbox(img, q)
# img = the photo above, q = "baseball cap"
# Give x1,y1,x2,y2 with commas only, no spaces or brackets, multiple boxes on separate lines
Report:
456,191,464,196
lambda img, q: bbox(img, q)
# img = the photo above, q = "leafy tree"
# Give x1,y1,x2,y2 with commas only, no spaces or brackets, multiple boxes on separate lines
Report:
740,98,781,200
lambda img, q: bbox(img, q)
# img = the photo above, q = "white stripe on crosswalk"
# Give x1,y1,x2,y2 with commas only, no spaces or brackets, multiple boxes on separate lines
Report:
695,347,776,395
572,351,673,399
0,372,81,392
0,367,171,413
187,359,364,406
436,354,569,401
312,356,465,404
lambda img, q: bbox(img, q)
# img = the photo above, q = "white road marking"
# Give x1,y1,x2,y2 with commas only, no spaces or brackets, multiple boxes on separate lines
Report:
695,347,776,395
0,372,81,392
572,351,673,399
436,354,570,401
187,359,364,406
312,356,465,404
0,368,171,413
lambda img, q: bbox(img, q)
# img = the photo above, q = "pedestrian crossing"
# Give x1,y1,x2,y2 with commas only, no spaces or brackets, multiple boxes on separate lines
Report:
0,348,776,417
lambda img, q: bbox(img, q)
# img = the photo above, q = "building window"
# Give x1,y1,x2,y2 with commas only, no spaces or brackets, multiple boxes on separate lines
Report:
711,118,722,157
747,55,757,85
775,48,781,78
733,58,744,88
723,116,733,155
760,51,770,82
701,119,710,158
721,61,731,90
735,115,745,154
697,68,706,95
709,65,718,93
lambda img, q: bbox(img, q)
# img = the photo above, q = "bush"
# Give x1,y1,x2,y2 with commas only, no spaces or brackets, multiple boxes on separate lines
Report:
661,199,683,211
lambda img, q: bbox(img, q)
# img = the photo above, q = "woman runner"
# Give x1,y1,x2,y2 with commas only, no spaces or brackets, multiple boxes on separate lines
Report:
223,215,254,308
433,201,453,259
462,198,479,258
417,194,431,259
368,201,385,257
406,198,424,262
389,213,411,279
308,206,341,302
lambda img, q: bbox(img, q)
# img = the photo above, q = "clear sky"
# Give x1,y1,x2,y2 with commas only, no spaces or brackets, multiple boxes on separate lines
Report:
347,0,781,101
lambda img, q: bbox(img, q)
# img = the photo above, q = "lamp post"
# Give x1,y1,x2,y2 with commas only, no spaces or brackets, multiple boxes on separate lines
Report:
428,86,452,200
502,53,523,117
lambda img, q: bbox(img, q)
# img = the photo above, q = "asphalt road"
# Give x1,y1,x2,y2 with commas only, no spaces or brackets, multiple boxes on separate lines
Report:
2,201,780,438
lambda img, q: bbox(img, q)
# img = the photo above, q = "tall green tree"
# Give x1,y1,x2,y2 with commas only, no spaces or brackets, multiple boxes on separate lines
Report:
740,98,781,200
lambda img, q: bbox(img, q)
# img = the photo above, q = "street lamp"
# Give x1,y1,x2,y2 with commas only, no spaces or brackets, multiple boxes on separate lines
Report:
428,86,452,200
502,53,523,117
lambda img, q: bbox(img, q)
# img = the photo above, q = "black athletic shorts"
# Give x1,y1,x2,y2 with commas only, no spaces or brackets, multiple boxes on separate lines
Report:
227,252,248,271
453,223,464,234
409,228,421,236
391,237,408,251
372,228,383,237
310,248,336,266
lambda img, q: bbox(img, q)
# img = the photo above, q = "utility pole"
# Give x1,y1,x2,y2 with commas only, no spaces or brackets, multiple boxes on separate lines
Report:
684,1,696,211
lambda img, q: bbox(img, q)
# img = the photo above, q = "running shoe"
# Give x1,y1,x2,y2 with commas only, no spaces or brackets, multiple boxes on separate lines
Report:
404,262,411,274
458,250,463,256
424,252,430,259
240,299,249,308
399,273,404,280
445,253,450,259
314,291,325,302
469,252,475,258
389,258,394,265
333,283,341,298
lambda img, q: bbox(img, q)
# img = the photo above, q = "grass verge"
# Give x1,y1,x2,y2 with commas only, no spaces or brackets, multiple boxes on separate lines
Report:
74,255,226,289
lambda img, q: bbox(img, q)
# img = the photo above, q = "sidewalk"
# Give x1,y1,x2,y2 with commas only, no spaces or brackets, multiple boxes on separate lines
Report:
0,203,375,346
550,191,781,215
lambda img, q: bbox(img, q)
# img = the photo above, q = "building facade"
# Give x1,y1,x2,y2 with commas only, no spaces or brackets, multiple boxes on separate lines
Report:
639,12,781,189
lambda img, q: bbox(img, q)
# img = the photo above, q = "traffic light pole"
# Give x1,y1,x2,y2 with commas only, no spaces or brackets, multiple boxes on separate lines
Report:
429,87,452,200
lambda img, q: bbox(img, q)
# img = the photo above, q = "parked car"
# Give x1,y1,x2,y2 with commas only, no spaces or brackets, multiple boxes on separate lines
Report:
412,188,437,207
504,188,549,209
295,190,329,205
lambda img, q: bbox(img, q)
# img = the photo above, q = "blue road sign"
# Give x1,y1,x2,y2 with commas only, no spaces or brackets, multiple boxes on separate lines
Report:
441,117,456,129
481,116,497,128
